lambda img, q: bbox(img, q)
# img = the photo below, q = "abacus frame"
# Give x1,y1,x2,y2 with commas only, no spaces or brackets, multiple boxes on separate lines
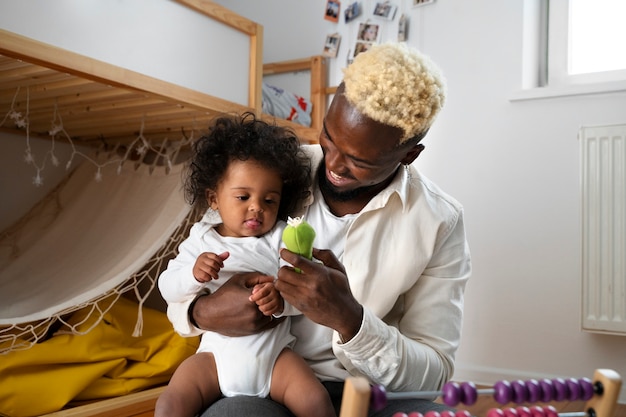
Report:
338,369,622,417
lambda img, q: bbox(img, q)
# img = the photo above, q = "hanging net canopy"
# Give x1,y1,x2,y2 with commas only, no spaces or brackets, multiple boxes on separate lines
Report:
0,151,196,354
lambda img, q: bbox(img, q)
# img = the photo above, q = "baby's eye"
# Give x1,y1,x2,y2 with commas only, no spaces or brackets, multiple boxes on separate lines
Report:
265,198,278,205
236,195,249,201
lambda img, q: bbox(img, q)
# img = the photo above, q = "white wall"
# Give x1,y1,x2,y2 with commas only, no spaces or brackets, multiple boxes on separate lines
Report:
214,0,626,401
2,0,625,402
0,0,250,103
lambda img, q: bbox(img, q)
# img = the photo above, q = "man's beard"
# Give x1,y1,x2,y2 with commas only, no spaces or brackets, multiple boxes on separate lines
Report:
317,161,379,202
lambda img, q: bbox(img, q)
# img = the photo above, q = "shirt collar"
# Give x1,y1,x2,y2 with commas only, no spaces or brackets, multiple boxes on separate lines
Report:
363,164,410,213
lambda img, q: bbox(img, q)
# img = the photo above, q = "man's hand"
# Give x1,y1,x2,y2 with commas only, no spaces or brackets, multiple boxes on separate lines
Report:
276,248,363,342
191,272,283,336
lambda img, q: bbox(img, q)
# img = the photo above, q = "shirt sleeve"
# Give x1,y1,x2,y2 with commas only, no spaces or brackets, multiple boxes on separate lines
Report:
158,222,208,303
333,209,471,392
273,300,301,318
166,296,205,337
158,222,210,337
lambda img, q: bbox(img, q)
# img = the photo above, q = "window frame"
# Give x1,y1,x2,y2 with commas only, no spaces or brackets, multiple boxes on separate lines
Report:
512,0,626,101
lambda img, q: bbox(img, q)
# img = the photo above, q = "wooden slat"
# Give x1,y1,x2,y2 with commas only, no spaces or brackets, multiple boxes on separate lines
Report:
41,386,165,417
263,57,317,75
309,55,328,132
249,24,264,113
260,114,320,145
175,0,259,35
3,76,106,97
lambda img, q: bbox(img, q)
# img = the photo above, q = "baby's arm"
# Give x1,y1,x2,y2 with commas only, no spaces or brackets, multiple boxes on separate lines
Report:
249,282,283,316
159,223,228,303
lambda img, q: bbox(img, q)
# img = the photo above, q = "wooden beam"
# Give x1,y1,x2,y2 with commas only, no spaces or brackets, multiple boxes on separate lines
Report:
309,56,327,132
41,386,165,417
0,29,249,115
263,57,316,75
174,0,258,35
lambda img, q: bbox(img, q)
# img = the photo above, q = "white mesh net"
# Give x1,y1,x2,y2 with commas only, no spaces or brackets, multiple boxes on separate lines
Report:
0,154,200,355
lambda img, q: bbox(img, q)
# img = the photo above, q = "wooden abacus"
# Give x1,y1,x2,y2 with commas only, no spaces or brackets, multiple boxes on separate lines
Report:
339,369,622,417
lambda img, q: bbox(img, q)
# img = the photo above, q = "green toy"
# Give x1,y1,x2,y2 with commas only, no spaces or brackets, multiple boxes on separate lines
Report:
282,216,316,272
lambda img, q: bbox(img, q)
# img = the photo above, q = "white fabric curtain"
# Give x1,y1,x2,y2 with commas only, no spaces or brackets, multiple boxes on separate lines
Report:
0,158,189,325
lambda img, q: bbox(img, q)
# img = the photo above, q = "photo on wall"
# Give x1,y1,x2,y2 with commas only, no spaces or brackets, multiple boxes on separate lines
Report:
353,22,380,60
398,14,408,41
323,33,342,58
344,2,361,23
373,2,397,20
356,22,380,43
412,0,435,7
324,0,341,22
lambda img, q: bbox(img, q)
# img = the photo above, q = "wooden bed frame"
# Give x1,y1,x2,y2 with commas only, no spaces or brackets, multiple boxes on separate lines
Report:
0,1,334,147
262,54,337,143
0,1,336,415
41,387,164,417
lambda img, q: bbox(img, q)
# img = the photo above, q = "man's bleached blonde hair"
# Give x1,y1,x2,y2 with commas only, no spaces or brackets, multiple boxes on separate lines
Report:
342,42,446,144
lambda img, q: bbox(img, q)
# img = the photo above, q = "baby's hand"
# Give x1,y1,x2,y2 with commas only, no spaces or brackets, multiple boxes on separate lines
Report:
249,282,283,316
193,251,229,282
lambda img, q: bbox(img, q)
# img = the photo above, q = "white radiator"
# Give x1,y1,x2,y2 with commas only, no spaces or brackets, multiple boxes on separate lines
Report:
580,124,626,335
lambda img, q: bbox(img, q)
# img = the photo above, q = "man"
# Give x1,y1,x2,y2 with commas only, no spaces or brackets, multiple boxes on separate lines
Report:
167,42,471,416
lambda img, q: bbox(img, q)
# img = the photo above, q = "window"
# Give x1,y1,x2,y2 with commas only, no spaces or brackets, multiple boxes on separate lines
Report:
551,0,626,85
517,0,626,99
569,0,626,75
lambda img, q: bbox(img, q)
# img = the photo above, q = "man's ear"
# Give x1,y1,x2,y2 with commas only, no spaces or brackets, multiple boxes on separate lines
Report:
400,143,425,165
206,189,218,210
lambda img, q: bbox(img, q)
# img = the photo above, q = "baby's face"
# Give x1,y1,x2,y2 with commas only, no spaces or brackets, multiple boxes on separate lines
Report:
211,159,282,238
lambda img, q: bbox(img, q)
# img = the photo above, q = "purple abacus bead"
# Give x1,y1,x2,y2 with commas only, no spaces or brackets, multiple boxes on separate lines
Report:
494,380,513,404
551,378,568,401
525,379,541,403
455,411,472,417
565,377,581,401
461,381,478,406
370,385,388,411
511,380,529,404
487,409,505,417
579,377,594,401
538,379,554,402
442,382,462,406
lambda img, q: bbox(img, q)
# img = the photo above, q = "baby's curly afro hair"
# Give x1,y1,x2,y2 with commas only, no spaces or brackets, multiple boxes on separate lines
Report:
185,112,311,220
342,42,447,144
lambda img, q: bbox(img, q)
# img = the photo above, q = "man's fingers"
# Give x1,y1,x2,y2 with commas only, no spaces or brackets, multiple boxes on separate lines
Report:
312,248,346,273
230,272,275,288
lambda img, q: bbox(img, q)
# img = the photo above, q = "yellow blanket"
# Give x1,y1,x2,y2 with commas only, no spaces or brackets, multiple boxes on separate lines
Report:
0,297,199,417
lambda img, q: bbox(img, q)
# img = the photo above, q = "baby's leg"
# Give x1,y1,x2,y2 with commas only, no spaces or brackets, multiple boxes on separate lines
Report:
270,348,336,417
155,352,221,417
